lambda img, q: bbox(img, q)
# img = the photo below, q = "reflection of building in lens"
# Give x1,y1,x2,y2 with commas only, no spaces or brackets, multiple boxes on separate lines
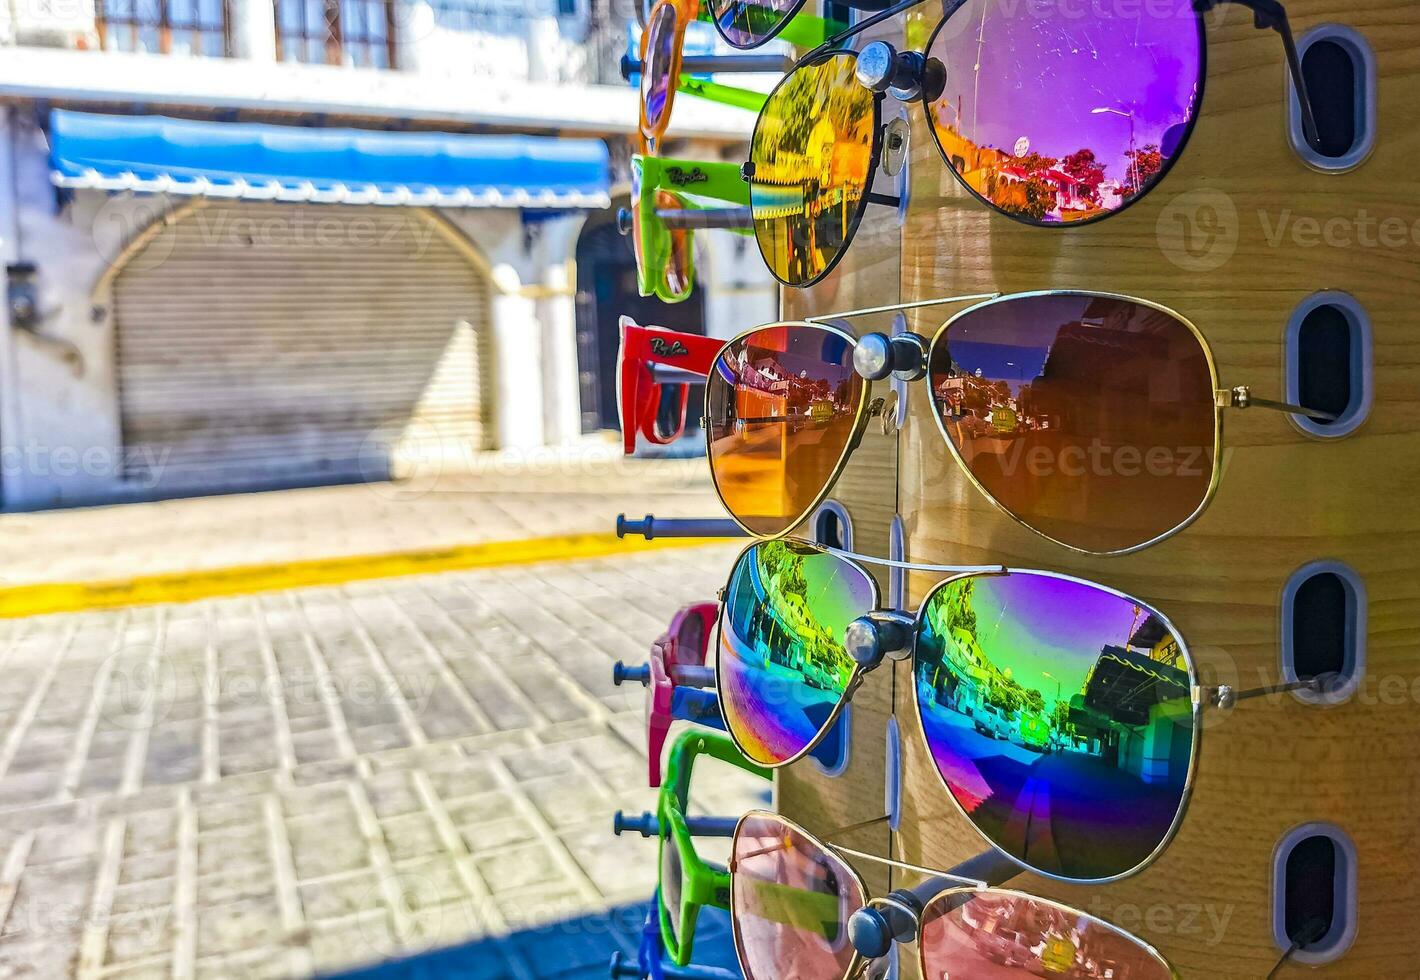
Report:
733,543,855,693
1069,611,1191,786
930,112,1157,223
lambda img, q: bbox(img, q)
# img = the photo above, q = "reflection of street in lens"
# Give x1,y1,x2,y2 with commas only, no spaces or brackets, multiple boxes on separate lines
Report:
750,54,874,285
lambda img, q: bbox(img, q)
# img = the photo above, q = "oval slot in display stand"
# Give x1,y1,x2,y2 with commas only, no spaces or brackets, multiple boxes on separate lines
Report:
1280,559,1367,704
1272,823,1359,966
1285,291,1373,438
1288,24,1376,170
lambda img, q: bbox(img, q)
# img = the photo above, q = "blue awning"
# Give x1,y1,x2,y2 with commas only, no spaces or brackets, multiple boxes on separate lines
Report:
48,110,610,209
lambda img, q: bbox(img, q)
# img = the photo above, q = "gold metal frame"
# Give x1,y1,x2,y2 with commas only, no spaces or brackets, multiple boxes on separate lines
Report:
725,809,1182,980
923,289,1224,557
704,290,1320,556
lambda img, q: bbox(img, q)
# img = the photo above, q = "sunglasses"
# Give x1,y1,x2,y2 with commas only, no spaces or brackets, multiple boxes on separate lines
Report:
613,601,725,787
714,538,1325,883
743,0,1320,287
618,317,726,453
636,0,779,151
654,730,772,966
701,290,1335,554
730,810,1181,980
626,156,755,303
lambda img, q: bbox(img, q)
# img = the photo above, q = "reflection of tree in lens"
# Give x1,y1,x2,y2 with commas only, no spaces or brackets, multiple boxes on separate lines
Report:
750,55,874,286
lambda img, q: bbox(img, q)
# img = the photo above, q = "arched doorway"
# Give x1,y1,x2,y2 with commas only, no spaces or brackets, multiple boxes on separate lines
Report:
106,201,494,496
574,200,706,444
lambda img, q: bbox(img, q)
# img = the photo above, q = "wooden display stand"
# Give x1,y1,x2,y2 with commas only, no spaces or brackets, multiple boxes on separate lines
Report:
774,0,1420,976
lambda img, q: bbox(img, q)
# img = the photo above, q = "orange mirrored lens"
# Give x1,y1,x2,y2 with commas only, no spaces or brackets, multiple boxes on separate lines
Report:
749,53,876,287
659,191,693,297
928,293,1216,553
707,325,863,536
920,889,1173,980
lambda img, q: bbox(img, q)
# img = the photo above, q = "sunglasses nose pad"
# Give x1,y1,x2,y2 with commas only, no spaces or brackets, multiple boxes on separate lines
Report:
878,391,900,436
881,116,910,177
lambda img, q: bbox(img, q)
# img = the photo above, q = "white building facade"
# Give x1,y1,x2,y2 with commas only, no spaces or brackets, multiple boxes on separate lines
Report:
0,0,774,508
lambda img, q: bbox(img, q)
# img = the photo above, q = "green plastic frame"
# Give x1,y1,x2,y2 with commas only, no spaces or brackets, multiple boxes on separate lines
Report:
656,729,771,966
633,154,753,303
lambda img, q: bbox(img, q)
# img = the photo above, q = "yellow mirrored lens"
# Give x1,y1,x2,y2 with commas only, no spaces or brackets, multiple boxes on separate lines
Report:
749,54,875,287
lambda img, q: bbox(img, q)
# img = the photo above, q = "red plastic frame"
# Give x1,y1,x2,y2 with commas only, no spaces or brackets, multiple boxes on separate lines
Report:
617,317,725,455
647,601,718,787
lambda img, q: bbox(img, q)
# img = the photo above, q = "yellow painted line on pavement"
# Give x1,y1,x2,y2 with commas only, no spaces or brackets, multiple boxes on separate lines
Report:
0,533,727,619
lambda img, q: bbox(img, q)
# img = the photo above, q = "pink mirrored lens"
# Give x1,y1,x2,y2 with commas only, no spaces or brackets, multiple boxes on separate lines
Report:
732,812,863,980
921,889,1174,979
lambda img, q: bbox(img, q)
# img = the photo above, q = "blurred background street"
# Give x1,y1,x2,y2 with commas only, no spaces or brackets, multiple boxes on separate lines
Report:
0,457,766,978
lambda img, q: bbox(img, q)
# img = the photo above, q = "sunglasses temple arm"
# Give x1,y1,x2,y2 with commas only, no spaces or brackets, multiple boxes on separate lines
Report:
1204,673,1329,708
671,686,727,728
1203,0,1322,150
655,207,753,231
847,850,1021,961
1224,386,1339,422
807,0,931,55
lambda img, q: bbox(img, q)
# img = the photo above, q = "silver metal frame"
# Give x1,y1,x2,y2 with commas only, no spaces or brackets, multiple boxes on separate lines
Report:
712,538,1316,884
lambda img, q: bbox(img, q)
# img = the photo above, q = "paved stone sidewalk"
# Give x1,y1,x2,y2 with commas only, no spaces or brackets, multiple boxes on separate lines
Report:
0,448,718,587
0,542,760,979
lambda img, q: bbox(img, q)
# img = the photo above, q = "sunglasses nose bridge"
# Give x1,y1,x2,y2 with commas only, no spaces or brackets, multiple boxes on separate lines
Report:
850,893,926,960
845,611,916,669
853,332,927,382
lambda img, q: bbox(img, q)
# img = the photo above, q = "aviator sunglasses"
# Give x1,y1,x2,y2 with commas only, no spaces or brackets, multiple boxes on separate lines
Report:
713,538,1328,883
698,290,1336,555
730,810,1182,980
742,0,1322,287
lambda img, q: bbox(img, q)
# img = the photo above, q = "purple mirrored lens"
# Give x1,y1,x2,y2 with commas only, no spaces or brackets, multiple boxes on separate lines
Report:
718,541,875,765
710,0,801,48
642,2,679,132
925,0,1203,222
914,571,1195,881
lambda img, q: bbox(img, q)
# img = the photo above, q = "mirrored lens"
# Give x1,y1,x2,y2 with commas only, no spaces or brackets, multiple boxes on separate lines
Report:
675,609,708,664
732,812,864,980
921,888,1174,979
652,381,689,441
924,0,1202,223
661,834,686,944
709,0,801,48
718,541,874,766
642,2,679,135
706,325,863,536
749,53,875,287
914,571,1195,881
928,293,1216,554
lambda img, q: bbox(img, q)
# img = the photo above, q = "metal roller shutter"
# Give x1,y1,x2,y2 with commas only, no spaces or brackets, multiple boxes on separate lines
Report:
112,202,493,492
